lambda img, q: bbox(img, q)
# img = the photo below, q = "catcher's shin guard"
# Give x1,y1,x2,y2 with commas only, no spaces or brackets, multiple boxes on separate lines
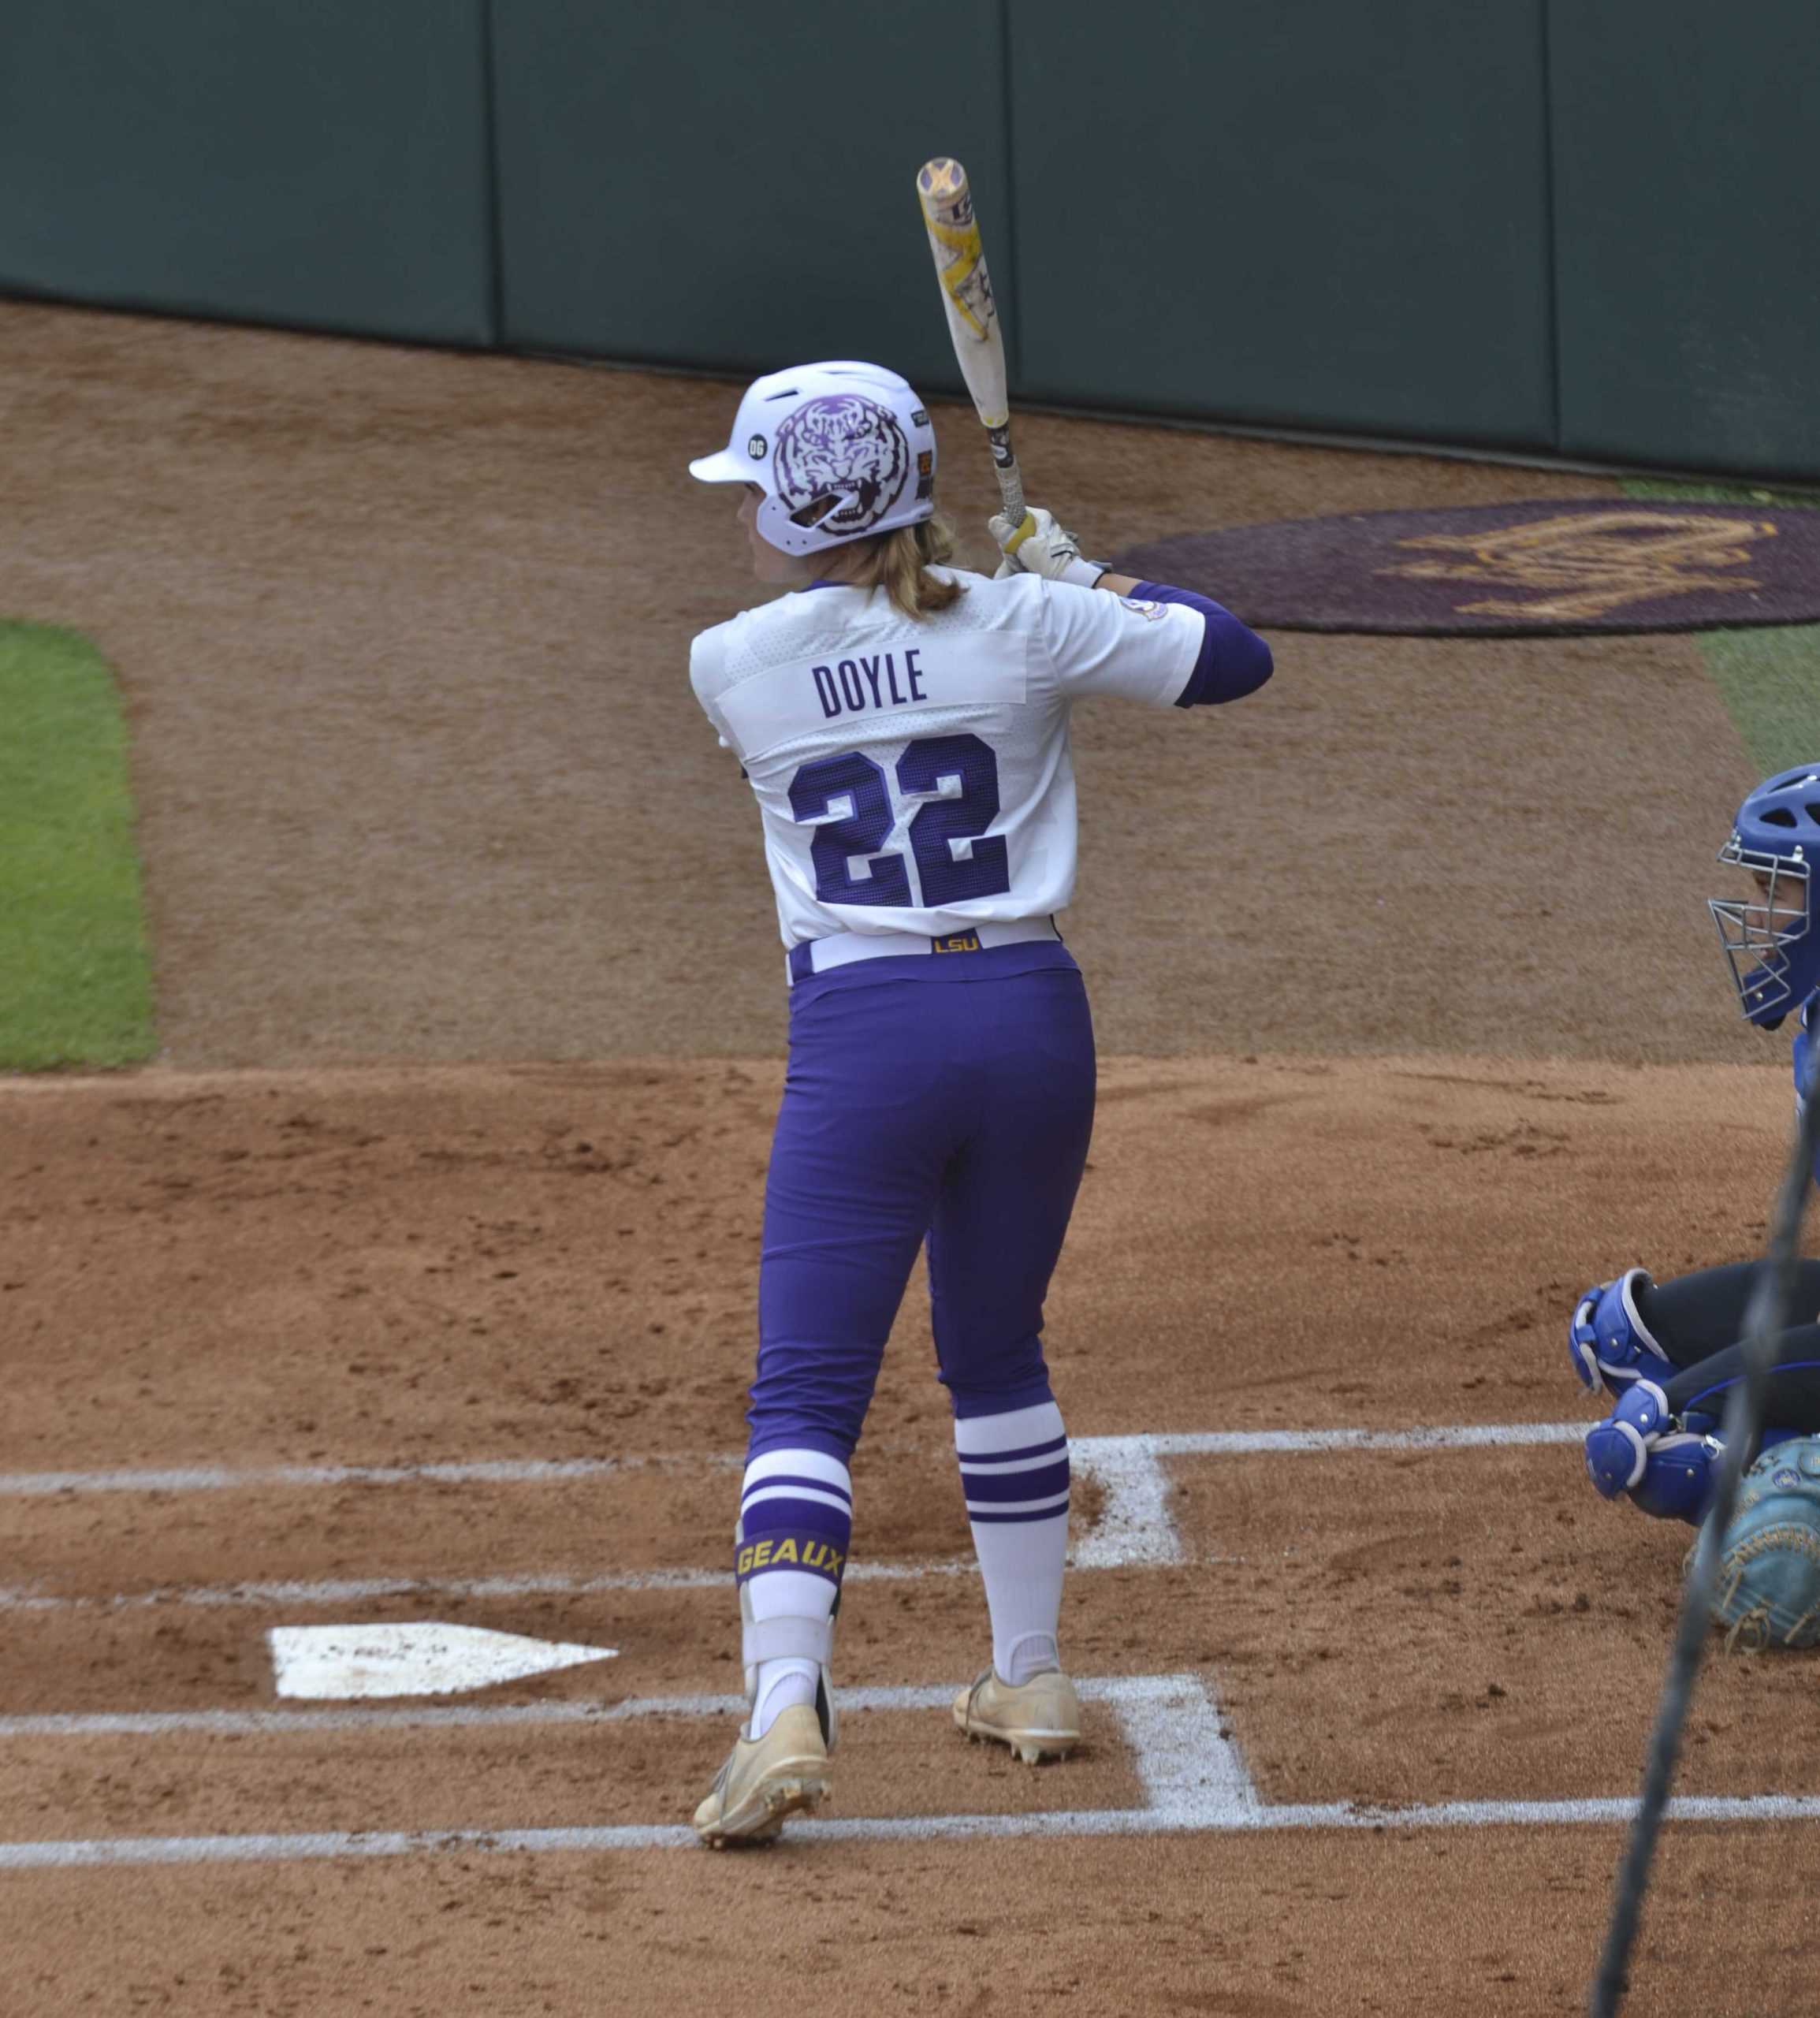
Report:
1570,1269,1673,1397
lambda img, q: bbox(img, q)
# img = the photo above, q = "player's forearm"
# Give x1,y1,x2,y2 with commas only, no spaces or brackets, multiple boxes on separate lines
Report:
1119,579,1273,706
988,508,1271,702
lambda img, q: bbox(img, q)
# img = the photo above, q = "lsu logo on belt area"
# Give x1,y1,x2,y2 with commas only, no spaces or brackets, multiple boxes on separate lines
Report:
735,1536,847,1582
932,930,981,953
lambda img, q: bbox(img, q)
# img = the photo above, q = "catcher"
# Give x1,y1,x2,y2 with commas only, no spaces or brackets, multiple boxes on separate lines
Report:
1575,765,1820,1643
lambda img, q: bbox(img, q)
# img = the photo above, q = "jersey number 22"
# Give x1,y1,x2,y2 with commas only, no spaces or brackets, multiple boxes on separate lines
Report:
788,733,1009,908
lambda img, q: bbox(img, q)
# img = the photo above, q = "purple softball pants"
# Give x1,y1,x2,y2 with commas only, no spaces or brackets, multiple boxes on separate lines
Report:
747,940,1096,1462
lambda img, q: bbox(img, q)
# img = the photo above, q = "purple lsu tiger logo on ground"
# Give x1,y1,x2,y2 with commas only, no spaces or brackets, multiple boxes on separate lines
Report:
1114,501,1820,637
772,395,909,537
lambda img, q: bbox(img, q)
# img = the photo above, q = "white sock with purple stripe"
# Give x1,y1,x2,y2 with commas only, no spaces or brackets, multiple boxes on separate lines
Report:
954,1401,1070,1687
738,1449,853,1741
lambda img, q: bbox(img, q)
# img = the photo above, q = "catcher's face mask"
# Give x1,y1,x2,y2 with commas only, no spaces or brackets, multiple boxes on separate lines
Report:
1710,838,1813,1026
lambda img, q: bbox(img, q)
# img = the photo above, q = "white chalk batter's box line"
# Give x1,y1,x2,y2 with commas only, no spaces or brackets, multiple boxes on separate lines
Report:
2,1672,1817,1871
0,1422,1586,1500
0,1421,1589,1610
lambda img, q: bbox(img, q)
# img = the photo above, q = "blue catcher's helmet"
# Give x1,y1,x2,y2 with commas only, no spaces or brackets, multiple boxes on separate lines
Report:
1710,766,1820,1029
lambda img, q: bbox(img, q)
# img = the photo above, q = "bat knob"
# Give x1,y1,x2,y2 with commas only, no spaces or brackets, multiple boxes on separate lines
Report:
917,157,968,201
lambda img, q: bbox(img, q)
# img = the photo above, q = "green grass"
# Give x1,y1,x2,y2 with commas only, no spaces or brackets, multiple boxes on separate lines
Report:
0,622,155,1070
1619,478,1820,775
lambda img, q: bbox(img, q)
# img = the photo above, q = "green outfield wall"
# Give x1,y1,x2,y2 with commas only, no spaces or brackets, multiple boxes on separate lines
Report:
1006,5,1554,449
489,0,1014,395
1550,6,1820,476
1,0,1815,478
0,0,495,344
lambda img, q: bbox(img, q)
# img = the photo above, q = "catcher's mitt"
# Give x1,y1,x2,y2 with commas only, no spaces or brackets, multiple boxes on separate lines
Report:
1714,1435,1820,1652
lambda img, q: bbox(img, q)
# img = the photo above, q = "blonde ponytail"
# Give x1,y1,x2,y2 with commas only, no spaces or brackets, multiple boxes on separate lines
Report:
837,514,966,620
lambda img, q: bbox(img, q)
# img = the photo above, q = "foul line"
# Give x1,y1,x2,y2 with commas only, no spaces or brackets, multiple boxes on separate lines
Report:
0,1421,1587,1606
12,1795,1820,1871
0,1560,987,1614
0,1454,739,1498
0,1424,1585,1501
2,1670,1815,1870
0,1686,954,1741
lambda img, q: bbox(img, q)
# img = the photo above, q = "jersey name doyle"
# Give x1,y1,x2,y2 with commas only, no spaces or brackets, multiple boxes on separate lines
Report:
715,635,1026,755
689,572,1203,948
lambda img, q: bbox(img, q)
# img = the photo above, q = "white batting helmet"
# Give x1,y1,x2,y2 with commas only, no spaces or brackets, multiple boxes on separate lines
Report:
689,360,937,557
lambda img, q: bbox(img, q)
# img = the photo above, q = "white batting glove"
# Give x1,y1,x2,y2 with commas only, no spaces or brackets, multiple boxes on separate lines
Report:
988,506,1108,590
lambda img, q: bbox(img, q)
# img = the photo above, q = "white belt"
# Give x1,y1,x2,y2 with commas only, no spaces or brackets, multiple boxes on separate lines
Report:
787,918,1060,985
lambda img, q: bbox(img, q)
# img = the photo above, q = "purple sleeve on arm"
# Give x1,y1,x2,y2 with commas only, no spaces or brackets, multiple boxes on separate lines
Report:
1131,580,1273,707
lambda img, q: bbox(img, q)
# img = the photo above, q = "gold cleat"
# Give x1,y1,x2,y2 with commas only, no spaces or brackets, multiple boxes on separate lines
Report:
952,1668,1082,1765
693,1703,831,1848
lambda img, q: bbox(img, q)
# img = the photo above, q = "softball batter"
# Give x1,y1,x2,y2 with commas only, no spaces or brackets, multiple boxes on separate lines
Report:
684,361,1272,1845
1577,766,1820,1520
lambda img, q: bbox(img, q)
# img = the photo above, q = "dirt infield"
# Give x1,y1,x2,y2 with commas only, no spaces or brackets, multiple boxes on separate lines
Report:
0,300,1811,2016
0,1059,1812,2012
0,299,1762,1067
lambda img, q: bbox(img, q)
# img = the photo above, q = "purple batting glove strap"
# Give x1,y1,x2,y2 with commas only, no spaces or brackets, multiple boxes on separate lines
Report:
1128,581,1273,707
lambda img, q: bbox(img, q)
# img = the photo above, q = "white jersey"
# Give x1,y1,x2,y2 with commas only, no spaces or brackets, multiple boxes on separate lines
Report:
689,568,1204,948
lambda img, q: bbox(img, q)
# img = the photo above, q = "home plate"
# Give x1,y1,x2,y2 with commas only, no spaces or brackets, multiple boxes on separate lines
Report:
269,1623,618,1700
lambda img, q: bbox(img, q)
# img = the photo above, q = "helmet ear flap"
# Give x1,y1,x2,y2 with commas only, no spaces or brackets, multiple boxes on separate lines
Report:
751,486,867,557
788,491,847,531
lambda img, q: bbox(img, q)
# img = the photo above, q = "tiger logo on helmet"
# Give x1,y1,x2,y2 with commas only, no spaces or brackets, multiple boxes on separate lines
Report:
772,394,910,541
687,361,937,557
